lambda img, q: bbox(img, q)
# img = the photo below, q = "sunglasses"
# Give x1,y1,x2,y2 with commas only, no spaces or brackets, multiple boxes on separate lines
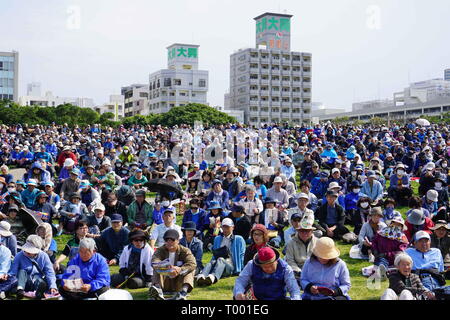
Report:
164,238,176,242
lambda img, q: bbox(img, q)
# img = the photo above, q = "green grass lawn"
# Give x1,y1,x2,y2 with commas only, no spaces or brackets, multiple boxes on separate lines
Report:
53,180,443,300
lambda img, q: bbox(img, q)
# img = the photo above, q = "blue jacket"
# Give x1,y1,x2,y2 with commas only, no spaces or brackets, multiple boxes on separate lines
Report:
34,152,53,163
62,252,110,292
182,209,208,233
301,257,351,300
360,180,384,201
21,188,40,209
0,234,17,257
344,192,367,211
45,143,58,158
311,178,328,199
9,251,57,289
212,234,246,274
18,151,34,161
205,190,230,211
180,237,204,269
0,245,12,274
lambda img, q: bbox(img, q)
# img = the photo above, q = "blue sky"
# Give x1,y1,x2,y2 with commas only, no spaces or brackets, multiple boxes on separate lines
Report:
2,0,450,110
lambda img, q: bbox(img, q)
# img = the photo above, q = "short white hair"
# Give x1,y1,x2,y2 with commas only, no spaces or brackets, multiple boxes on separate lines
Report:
79,238,96,252
394,253,413,267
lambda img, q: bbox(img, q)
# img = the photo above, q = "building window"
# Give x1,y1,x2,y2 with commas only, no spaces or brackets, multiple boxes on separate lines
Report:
199,79,206,87
164,78,171,87
174,79,181,86
140,92,148,98
180,92,186,96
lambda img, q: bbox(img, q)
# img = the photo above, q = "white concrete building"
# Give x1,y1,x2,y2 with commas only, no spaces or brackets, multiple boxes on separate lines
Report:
227,12,312,126
394,79,450,106
121,84,149,117
94,95,125,120
148,43,209,115
19,90,95,108
445,69,450,81
213,105,245,123
352,99,394,112
0,51,19,101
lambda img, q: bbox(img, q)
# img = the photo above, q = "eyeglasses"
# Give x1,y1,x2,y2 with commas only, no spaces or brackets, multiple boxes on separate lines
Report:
132,239,145,242
164,238,176,242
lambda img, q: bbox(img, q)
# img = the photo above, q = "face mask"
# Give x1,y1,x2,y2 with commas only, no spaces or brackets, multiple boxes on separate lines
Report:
443,163,448,168
351,171,357,177
435,183,443,190
353,188,360,193
161,201,170,207
360,202,369,209
385,207,394,213
116,163,122,168
121,170,128,174
7,187,15,193
397,170,405,176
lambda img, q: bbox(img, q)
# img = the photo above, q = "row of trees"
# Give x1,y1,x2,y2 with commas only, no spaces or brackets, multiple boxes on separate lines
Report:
0,100,236,127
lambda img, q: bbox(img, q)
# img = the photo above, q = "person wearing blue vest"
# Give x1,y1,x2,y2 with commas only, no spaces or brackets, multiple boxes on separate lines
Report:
233,246,301,300
311,171,330,199
196,218,245,287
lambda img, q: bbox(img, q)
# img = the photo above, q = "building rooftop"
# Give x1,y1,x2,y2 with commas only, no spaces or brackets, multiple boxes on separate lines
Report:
254,12,293,20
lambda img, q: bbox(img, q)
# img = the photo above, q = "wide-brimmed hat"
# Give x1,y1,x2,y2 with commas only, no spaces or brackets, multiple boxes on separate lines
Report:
327,182,341,191
21,235,44,254
430,220,450,231
64,158,75,167
181,221,198,232
426,190,439,202
390,215,406,228
253,247,280,266
208,201,222,211
27,179,38,186
273,176,283,183
0,221,12,237
296,218,316,231
407,209,426,225
313,237,340,260
369,207,384,217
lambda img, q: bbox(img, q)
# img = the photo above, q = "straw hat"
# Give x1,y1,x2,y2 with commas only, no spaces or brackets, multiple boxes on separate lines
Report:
313,237,340,260
0,221,12,237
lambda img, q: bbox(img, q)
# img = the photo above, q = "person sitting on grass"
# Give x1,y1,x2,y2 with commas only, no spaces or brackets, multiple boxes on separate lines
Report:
371,215,409,281
53,220,89,274
150,208,182,249
357,207,387,263
381,253,435,300
180,221,203,275
196,218,245,287
57,192,89,236
9,235,58,300
227,204,252,243
35,223,57,264
405,231,446,292
243,224,272,266
0,235,15,300
404,208,434,243
430,221,450,278
111,230,153,289
233,247,301,300
86,202,112,237
285,217,318,281
127,189,154,231
149,229,197,301
315,190,350,241
300,237,351,300
98,214,130,266
0,220,17,257
59,238,110,300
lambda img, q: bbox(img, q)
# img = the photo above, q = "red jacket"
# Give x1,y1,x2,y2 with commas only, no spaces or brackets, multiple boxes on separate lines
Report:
404,218,434,243
57,151,78,167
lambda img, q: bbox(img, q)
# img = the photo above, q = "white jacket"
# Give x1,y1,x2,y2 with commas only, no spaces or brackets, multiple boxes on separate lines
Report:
119,243,154,276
